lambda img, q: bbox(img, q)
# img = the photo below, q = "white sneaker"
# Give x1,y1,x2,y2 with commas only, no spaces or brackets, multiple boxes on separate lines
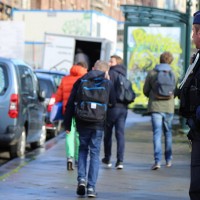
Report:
166,161,172,167
67,157,73,170
115,162,123,169
151,163,161,170
102,158,112,168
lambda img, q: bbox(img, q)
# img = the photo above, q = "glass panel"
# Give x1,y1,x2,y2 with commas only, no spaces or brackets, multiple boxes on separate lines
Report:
0,65,8,95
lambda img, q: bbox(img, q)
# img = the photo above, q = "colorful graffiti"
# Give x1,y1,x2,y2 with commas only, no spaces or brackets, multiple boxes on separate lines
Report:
126,27,183,109
62,13,91,36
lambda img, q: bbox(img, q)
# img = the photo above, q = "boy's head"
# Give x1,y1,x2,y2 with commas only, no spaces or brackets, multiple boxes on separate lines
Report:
76,61,88,70
160,52,174,64
109,55,123,66
93,60,109,72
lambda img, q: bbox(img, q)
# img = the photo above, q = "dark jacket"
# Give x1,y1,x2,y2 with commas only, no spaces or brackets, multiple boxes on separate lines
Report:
179,50,200,139
64,70,116,131
109,64,128,108
179,50,200,119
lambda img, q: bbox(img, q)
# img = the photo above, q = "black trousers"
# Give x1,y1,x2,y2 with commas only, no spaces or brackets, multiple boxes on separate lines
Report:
189,130,200,200
103,107,127,163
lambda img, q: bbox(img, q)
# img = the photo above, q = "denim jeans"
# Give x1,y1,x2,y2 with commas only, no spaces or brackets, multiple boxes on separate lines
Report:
151,112,173,164
104,107,128,163
77,128,103,189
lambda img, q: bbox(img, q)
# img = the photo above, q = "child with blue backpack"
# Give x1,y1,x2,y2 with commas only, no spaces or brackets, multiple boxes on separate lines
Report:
64,60,116,197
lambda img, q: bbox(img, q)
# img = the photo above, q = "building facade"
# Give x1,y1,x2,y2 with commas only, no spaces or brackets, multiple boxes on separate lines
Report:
1,0,196,21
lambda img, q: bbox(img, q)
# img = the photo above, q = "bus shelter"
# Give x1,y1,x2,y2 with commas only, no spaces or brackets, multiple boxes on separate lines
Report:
120,3,192,115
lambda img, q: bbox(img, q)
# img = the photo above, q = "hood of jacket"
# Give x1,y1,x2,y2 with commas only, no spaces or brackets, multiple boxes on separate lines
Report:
110,64,126,76
154,63,172,71
70,65,87,76
82,69,106,80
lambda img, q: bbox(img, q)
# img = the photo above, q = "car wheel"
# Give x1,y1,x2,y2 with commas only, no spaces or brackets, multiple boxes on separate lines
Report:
30,125,46,149
10,127,26,158
49,127,58,138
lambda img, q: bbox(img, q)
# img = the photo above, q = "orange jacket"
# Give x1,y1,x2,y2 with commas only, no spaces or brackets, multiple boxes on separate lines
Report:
55,65,87,113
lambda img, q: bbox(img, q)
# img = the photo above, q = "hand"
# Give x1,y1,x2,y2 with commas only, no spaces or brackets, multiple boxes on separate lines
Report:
66,130,70,134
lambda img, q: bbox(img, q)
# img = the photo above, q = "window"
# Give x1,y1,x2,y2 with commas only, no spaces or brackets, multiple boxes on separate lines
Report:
116,0,121,9
38,79,54,98
0,65,8,95
18,65,34,96
52,74,64,87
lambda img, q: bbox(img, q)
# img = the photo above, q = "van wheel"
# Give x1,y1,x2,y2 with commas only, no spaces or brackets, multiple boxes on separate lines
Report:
10,127,26,159
49,128,58,138
30,125,46,149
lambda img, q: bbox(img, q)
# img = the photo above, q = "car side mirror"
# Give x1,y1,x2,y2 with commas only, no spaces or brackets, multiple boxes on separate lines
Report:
39,90,46,101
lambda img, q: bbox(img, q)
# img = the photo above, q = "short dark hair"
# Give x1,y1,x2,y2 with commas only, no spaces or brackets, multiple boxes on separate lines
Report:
76,61,88,69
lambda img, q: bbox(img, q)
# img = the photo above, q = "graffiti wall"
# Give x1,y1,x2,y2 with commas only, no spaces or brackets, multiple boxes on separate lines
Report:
126,26,183,109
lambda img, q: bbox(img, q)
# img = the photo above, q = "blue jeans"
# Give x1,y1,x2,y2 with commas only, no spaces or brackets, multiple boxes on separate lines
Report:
151,112,173,164
77,128,103,189
104,107,128,162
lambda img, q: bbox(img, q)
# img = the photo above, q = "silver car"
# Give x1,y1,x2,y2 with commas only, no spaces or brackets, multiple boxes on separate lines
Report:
0,57,46,158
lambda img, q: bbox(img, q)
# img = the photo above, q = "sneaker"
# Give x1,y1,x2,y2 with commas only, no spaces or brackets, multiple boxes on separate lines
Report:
151,163,161,170
67,158,73,171
166,161,172,167
76,179,86,196
102,158,112,168
87,187,97,198
115,162,123,169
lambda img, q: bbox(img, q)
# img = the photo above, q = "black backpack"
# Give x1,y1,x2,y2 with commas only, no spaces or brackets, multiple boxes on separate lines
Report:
116,73,136,104
154,69,176,100
75,77,109,122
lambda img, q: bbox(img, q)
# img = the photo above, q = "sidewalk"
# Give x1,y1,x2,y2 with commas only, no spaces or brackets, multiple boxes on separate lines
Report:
0,111,191,200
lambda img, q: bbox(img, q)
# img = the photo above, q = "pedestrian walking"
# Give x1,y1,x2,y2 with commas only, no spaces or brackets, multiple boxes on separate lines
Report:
102,55,132,169
74,48,90,69
55,62,88,170
178,11,200,200
64,60,116,197
143,51,176,170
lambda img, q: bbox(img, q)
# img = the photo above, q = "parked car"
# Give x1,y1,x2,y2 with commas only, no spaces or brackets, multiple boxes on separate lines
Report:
0,57,46,158
34,69,67,87
35,70,67,137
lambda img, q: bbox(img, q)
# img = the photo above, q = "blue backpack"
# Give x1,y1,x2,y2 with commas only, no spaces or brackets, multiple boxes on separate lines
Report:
75,77,109,122
154,69,176,100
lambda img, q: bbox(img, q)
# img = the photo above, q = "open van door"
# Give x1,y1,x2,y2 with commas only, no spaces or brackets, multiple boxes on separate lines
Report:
43,33,75,73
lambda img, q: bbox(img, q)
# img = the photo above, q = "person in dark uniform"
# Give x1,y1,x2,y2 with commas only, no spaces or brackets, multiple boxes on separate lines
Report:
179,11,200,200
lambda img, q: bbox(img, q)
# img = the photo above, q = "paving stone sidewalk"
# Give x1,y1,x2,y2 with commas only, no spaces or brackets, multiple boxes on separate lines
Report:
0,111,190,200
